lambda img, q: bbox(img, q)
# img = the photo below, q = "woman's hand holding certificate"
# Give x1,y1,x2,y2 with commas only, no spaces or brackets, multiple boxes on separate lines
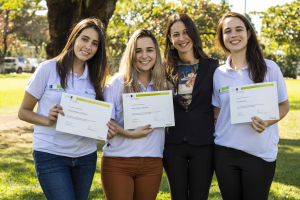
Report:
46,104,65,126
56,93,113,140
122,90,175,129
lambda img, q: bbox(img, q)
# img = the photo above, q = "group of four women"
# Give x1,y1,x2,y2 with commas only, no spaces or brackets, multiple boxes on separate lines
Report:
19,11,289,200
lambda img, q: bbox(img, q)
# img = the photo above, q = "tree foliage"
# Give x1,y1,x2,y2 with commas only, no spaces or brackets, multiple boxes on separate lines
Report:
0,0,43,73
0,9,22,56
107,0,231,73
252,0,300,78
16,14,50,55
253,0,300,47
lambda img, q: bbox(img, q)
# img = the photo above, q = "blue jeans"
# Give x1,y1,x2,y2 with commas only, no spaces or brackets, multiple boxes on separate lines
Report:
33,150,97,200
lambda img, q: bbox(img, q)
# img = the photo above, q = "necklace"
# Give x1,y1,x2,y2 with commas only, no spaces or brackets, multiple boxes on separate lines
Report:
178,60,199,66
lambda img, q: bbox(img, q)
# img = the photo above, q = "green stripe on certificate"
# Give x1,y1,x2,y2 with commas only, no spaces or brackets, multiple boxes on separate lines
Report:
136,92,169,97
76,97,110,107
241,83,274,90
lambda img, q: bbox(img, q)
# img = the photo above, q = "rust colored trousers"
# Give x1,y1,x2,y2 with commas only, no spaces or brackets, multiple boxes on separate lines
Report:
101,157,163,200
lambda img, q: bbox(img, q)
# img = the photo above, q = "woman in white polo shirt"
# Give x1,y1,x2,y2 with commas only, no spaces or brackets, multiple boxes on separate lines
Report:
18,18,115,200
212,12,290,200
100,29,166,200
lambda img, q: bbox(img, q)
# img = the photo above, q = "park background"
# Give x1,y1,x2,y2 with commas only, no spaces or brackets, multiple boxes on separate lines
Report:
0,0,300,199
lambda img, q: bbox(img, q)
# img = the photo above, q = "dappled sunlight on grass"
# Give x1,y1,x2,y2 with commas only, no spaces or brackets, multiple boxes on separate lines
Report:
275,140,300,189
0,74,33,79
279,110,300,140
208,175,222,200
285,80,300,110
269,182,300,200
0,132,46,200
0,78,29,114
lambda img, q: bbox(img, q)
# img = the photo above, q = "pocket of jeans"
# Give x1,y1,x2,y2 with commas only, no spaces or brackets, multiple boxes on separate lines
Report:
32,150,40,175
33,150,49,162
83,151,97,164
32,151,62,174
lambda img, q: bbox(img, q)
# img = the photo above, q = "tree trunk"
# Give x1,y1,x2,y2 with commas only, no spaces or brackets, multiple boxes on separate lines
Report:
0,9,10,74
45,0,118,58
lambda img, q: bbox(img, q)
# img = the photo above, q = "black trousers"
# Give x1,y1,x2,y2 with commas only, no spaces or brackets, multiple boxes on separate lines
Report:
163,142,214,200
214,145,276,200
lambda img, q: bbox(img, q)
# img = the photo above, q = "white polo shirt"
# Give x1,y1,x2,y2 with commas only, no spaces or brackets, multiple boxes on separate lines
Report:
25,60,97,157
212,56,288,162
102,74,165,158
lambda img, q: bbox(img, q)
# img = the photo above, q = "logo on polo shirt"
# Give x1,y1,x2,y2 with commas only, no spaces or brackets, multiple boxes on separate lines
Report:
84,90,96,95
47,85,66,91
219,86,229,94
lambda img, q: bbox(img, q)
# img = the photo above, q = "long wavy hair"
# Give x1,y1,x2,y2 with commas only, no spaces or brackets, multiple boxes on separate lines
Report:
216,12,267,83
54,18,108,101
164,13,209,87
120,29,166,94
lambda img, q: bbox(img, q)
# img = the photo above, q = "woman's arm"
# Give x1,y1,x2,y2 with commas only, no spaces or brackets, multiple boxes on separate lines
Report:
108,119,154,139
214,106,221,126
250,99,289,133
18,91,65,126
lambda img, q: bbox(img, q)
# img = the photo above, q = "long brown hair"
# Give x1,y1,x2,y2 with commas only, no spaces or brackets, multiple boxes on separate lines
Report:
120,29,165,94
216,12,267,83
54,18,108,101
164,13,209,87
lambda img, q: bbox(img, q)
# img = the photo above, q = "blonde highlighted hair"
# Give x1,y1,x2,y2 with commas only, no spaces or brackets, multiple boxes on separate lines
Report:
119,29,166,93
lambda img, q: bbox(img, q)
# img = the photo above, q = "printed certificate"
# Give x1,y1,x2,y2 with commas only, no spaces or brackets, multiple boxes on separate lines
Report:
229,82,280,124
56,93,112,140
123,90,175,129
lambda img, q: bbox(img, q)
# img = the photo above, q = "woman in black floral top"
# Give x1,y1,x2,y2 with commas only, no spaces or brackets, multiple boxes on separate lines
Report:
163,13,219,200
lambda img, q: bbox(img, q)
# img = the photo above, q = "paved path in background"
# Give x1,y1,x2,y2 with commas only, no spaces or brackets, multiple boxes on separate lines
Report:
0,114,33,135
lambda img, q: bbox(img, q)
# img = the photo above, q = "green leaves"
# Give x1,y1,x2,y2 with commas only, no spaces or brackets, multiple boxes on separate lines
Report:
252,0,300,78
0,0,44,73
253,0,300,47
106,0,231,72
1,0,24,10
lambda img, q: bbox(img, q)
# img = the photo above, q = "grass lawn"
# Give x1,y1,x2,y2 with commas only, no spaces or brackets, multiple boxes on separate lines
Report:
0,74,299,199
0,74,33,114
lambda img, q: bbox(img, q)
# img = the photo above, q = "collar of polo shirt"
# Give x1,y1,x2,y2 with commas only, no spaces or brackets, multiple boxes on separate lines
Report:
138,79,154,91
71,63,89,80
224,55,249,73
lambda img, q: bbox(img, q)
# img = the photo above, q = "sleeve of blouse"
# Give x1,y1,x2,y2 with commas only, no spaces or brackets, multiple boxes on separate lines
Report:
212,70,221,108
268,61,289,103
25,62,50,100
103,75,122,120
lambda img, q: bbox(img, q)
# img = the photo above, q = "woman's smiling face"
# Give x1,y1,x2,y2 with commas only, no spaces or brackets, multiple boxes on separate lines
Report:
222,17,250,54
135,37,156,73
169,21,194,56
73,27,99,64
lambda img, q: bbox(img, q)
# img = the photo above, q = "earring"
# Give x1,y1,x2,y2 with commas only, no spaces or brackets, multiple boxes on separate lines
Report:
171,44,174,49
